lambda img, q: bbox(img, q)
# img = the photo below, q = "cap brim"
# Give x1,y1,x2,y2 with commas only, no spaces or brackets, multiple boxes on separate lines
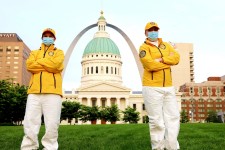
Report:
42,31,55,38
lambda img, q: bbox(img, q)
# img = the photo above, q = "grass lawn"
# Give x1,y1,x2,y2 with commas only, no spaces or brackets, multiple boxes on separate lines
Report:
0,123,225,150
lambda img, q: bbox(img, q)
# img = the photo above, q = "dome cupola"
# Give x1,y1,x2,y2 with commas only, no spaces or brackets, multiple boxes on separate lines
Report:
83,37,120,56
80,11,123,86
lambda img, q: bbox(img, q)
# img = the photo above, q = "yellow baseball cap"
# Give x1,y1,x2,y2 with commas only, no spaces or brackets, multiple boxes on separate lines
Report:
42,28,56,39
145,22,160,30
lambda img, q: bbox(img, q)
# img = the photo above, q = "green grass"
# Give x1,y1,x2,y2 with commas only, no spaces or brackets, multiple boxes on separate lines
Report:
0,123,225,150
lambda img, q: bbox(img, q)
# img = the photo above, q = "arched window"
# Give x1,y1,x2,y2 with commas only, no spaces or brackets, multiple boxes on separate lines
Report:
115,67,117,74
87,67,89,74
96,66,98,74
106,66,108,74
91,67,93,74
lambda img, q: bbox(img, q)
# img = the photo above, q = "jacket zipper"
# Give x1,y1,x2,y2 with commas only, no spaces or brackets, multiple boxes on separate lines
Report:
163,70,165,87
156,46,165,87
151,72,153,80
39,46,50,93
53,73,56,88
40,72,42,93
29,83,33,89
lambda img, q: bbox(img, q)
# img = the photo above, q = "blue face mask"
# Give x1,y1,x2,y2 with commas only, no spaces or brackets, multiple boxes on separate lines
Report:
42,37,54,46
147,31,158,41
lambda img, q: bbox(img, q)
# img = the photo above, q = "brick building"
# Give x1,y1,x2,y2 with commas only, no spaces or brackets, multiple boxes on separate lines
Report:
179,76,225,122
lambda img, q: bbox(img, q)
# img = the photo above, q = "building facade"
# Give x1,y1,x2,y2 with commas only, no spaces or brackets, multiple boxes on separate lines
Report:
179,76,225,122
0,33,31,85
171,43,194,90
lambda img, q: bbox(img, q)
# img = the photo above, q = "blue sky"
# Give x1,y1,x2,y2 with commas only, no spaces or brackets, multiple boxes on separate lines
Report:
1,0,225,91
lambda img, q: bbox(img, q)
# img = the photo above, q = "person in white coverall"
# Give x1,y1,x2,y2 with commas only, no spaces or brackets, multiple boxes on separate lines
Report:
21,28,64,150
139,22,180,150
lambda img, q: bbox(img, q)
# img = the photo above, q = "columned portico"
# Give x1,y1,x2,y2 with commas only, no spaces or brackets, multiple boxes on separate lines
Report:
106,97,111,107
125,98,129,107
78,94,130,110
116,97,120,109
87,97,91,106
97,97,101,106
78,98,82,103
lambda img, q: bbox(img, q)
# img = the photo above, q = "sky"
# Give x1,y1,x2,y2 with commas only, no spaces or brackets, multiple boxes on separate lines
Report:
1,0,225,91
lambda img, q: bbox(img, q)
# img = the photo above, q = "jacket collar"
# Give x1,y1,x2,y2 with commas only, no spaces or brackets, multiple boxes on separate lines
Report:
39,43,55,50
145,38,163,46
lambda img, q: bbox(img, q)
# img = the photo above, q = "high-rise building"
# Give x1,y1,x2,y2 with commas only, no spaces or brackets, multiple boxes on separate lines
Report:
171,43,194,90
0,33,31,86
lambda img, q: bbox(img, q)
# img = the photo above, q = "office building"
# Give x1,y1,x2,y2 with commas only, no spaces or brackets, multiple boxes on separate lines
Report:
0,33,31,85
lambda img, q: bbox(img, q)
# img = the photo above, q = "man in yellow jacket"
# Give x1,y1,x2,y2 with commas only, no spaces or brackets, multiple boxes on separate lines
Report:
21,28,64,150
139,22,180,150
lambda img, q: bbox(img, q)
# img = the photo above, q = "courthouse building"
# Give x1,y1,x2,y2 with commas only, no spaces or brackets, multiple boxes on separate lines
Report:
62,12,194,124
0,33,31,85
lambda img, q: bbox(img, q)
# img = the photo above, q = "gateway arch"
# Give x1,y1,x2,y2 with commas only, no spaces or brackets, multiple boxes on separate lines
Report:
63,23,143,81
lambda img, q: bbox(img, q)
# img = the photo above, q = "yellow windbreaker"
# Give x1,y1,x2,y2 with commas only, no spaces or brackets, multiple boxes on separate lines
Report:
26,44,64,96
139,38,180,87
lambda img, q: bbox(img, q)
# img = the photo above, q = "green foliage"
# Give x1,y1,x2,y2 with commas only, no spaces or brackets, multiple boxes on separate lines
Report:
180,110,189,123
99,107,109,121
61,101,81,125
79,105,100,122
0,79,28,125
143,115,149,123
205,110,222,123
122,107,140,123
106,104,120,123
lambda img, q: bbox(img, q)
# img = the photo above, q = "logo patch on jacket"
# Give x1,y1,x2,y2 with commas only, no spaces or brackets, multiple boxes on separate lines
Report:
48,51,54,56
139,50,146,58
159,44,166,49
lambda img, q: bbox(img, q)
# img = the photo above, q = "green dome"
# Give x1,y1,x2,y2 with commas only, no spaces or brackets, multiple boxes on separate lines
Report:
83,37,120,56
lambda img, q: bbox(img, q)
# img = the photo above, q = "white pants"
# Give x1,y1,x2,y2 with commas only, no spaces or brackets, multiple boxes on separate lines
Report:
142,86,180,150
21,94,62,150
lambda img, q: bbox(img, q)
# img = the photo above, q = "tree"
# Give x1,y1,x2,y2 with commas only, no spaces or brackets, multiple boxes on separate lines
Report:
122,107,140,124
79,105,100,124
99,107,109,124
11,84,28,125
0,79,28,125
0,80,13,124
205,110,222,123
106,105,120,124
61,101,81,125
180,110,189,123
